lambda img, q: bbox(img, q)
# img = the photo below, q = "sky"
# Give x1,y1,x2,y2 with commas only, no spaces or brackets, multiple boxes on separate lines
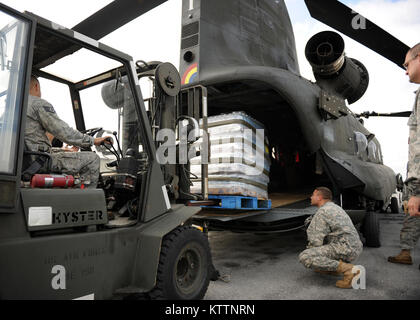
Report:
2,0,420,178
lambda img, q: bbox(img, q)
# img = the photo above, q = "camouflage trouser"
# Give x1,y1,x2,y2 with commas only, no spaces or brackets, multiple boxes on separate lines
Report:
400,215,420,250
299,242,363,272
51,152,100,189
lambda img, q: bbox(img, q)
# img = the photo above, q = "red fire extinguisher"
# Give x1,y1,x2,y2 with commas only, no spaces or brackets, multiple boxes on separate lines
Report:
30,174,75,188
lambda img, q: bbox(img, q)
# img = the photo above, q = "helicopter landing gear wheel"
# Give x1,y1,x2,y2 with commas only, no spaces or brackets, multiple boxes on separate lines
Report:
362,211,381,248
390,197,400,214
149,226,211,300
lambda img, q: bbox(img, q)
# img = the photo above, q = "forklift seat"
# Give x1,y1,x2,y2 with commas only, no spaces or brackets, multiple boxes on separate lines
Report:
21,149,52,182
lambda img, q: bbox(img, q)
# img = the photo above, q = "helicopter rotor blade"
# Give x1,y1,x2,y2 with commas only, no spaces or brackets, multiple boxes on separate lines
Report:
33,0,167,70
356,111,411,118
73,0,167,40
304,0,410,69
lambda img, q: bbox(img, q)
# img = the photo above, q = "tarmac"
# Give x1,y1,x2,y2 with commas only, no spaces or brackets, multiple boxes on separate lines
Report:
204,213,420,300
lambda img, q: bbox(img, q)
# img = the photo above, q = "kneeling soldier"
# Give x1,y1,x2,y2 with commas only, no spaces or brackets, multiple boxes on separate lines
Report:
299,187,363,288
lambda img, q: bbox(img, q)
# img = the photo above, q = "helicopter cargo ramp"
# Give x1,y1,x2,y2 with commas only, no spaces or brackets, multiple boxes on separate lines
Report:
191,193,315,233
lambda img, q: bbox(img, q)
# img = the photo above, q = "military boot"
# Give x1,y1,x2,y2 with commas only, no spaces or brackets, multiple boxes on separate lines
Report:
335,260,359,289
387,249,413,265
314,269,341,276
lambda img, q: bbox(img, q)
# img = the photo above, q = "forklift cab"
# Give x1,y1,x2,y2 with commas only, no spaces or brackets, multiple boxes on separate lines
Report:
0,3,210,300
0,5,170,224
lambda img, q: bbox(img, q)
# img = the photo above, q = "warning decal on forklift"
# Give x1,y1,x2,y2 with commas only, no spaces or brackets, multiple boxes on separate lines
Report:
162,185,171,210
73,293,95,300
28,207,53,227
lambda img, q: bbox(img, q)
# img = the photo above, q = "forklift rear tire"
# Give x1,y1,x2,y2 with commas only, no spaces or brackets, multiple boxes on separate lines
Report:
150,225,211,300
362,212,381,248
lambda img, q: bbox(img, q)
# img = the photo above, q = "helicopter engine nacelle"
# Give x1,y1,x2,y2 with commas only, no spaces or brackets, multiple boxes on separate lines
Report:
305,31,369,104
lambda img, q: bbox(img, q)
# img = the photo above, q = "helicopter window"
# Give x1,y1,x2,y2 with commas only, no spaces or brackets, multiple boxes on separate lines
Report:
367,140,377,162
0,12,29,174
376,145,383,164
354,131,368,158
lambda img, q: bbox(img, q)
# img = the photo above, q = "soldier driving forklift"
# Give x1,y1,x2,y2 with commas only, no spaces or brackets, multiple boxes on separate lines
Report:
0,4,214,300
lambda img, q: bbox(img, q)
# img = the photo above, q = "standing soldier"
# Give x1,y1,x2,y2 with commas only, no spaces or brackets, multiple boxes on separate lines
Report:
25,75,112,188
299,187,363,288
388,43,420,268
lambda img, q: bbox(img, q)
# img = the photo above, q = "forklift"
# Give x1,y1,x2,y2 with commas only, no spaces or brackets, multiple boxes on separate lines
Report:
0,3,213,300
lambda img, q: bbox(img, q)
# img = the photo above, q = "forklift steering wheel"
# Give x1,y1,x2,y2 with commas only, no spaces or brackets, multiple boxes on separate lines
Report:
81,127,103,137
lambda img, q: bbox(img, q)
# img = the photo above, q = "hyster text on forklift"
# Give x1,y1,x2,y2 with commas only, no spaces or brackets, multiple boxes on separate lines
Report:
0,3,214,300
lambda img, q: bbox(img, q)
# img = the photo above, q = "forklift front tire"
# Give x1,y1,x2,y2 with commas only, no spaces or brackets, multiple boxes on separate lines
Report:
149,225,211,300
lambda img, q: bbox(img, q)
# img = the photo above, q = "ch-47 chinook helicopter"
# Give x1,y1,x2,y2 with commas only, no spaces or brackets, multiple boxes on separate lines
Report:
0,0,411,300
68,0,410,245
175,0,411,243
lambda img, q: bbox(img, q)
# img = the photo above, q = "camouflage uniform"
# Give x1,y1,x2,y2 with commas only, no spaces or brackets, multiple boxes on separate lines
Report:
401,89,420,250
299,201,363,271
25,95,100,188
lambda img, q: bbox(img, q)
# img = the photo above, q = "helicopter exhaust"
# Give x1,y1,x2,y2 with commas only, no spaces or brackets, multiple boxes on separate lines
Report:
305,31,369,104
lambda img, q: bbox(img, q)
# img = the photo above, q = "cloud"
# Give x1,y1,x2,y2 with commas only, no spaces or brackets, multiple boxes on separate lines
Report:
351,0,420,43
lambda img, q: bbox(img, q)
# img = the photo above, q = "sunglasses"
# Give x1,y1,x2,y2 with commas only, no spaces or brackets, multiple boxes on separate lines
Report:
403,54,419,70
